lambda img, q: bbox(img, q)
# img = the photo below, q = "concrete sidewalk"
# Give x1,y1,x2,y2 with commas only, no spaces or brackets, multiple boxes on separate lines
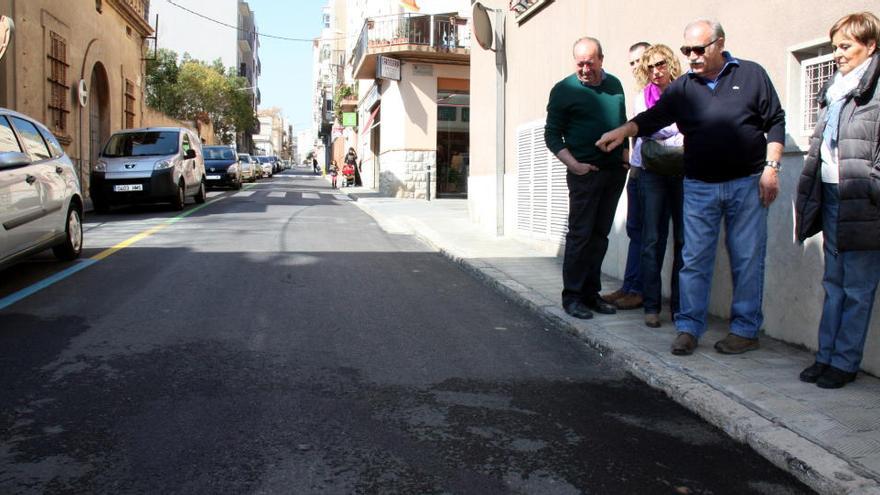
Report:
345,190,880,495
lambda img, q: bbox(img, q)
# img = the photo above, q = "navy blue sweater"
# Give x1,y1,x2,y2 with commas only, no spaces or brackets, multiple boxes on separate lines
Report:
632,57,785,182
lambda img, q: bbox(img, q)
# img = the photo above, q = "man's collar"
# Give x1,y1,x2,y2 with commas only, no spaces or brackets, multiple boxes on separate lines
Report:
688,51,739,80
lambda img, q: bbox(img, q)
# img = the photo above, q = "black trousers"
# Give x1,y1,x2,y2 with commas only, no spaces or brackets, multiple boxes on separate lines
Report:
562,167,627,306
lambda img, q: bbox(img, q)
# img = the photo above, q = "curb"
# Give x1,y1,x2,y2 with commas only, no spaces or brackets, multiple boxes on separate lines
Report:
350,197,880,495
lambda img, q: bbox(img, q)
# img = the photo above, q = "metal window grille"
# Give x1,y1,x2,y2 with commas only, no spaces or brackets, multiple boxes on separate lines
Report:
47,32,70,134
124,80,136,129
802,54,835,134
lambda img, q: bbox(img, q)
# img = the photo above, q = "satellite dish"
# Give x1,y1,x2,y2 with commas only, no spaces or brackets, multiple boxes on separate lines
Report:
0,16,14,62
472,2,494,51
77,80,89,108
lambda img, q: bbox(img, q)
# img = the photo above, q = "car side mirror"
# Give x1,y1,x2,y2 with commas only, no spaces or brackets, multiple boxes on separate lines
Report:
0,151,31,170
185,149,196,159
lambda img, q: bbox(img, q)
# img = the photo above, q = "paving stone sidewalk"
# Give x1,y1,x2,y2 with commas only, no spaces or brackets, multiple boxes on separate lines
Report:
346,191,880,495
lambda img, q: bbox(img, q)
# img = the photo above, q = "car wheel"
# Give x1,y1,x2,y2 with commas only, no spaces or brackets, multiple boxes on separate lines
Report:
172,180,186,210
53,205,83,261
195,180,207,204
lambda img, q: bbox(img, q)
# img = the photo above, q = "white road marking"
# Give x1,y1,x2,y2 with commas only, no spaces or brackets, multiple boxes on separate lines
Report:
233,191,256,197
302,192,320,199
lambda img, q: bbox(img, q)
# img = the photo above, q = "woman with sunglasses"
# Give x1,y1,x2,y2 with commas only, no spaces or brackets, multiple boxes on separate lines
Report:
795,12,880,389
631,45,685,329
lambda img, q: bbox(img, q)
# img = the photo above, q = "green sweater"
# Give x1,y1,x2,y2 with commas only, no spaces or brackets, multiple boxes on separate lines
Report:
544,73,628,168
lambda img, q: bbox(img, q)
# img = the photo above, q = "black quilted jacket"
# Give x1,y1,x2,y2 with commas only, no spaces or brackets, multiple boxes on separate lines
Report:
795,54,880,251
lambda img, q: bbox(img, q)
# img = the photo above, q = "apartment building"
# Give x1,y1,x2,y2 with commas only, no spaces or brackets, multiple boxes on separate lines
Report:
0,0,153,195
468,0,880,373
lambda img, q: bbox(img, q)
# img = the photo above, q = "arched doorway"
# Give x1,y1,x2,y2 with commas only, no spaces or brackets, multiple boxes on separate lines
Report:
88,63,110,170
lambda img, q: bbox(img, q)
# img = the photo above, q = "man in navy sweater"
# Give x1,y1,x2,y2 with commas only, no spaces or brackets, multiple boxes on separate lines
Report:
597,19,785,356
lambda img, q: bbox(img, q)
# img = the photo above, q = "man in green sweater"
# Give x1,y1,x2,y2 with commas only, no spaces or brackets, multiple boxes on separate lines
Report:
545,36,630,320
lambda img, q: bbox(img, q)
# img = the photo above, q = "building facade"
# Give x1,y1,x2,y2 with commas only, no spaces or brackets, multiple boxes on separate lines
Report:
468,0,880,373
0,0,153,195
344,0,471,198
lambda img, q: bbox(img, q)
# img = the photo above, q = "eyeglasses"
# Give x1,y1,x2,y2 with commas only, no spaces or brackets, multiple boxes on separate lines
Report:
680,37,719,56
646,59,668,71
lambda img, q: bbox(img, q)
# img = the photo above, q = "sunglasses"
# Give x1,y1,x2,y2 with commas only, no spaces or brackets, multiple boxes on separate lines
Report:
680,37,719,56
646,59,668,71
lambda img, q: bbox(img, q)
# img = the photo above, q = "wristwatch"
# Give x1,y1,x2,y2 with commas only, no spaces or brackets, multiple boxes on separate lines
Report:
765,160,781,172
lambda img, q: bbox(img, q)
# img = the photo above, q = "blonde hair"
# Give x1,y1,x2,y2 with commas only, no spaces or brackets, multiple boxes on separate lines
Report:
635,44,682,89
830,12,880,49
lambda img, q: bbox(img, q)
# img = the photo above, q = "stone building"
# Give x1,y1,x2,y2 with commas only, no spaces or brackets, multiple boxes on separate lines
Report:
0,0,153,195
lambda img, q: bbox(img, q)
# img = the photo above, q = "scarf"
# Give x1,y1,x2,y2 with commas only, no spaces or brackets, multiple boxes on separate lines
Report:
823,57,872,150
643,83,662,109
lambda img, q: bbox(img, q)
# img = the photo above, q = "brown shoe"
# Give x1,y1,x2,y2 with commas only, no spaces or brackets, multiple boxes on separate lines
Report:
645,313,661,328
614,293,643,310
601,289,627,304
714,333,759,354
671,332,697,355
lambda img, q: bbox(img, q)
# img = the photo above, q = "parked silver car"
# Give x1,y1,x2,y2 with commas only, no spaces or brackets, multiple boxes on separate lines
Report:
90,127,206,211
0,108,84,269
237,153,258,183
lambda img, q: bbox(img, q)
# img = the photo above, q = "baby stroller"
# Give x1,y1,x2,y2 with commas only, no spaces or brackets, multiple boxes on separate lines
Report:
341,163,356,187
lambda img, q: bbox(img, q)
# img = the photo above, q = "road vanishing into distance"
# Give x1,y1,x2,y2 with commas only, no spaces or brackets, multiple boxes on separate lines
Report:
0,168,811,494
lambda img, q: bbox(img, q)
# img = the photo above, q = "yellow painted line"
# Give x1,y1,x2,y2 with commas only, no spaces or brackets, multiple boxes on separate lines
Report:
90,191,237,262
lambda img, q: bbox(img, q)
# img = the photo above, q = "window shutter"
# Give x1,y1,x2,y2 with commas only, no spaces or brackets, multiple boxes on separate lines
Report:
516,120,568,244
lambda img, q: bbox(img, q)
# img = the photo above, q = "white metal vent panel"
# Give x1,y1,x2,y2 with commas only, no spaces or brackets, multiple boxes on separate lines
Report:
516,120,569,242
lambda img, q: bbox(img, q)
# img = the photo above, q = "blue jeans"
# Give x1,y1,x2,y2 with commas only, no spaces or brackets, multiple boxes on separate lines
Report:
816,183,880,372
639,169,684,315
676,174,767,339
621,170,643,294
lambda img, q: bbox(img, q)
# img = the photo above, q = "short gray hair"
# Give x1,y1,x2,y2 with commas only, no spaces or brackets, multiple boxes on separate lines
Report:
684,19,725,39
573,36,604,58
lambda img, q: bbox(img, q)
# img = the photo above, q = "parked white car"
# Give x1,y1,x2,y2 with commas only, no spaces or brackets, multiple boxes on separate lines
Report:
90,127,206,211
0,108,84,270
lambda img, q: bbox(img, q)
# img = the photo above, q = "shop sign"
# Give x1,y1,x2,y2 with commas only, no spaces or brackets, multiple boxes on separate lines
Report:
332,124,344,139
376,56,401,81
342,112,357,127
361,83,380,109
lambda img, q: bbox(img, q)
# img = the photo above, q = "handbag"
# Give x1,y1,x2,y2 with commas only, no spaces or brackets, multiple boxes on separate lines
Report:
640,138,684,177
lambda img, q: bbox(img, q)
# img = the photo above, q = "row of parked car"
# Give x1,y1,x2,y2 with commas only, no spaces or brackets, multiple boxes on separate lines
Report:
0,105,287,270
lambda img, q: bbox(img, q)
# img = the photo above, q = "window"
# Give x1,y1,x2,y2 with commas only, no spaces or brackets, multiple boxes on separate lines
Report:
323,13,330,28
47,31,70,136
38,125,65,157
461,107,470,123
182,133,191,154
124,79,136,129
802,54,835,134
11,117,51,160
438,106,457,122
0,116,22,153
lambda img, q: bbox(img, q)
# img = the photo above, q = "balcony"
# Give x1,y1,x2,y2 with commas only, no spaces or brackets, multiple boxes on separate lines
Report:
109,0,153,35
351,13,470,80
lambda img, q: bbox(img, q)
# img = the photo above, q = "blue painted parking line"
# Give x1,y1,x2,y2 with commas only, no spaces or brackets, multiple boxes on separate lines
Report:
0,258,98,311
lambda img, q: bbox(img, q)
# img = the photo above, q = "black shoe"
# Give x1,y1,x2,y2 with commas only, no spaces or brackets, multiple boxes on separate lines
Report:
563,301,594,320
799,362,828,383
585,298,617,315
816,365,857,389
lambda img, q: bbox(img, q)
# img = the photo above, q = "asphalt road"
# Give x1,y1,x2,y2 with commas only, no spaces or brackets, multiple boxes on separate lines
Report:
0,168,810,494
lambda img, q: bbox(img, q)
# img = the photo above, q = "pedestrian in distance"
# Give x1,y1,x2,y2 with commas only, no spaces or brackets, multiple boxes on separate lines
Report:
329,160,339,189
602,41,651,312
795,12,880,389
545,36,630,321
596,19,786,356
344,147,362,186
312,156,319,175
631,44,685,329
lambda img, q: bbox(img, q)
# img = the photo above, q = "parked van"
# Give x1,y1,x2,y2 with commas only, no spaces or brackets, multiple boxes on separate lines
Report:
0,108,84,270
90,127,206,211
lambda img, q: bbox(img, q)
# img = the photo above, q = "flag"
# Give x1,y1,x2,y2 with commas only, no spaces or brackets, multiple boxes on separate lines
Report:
399,0,420,12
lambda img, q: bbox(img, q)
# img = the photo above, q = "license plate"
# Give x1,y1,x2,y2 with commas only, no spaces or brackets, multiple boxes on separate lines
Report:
114,184,143,192
206,175,221,180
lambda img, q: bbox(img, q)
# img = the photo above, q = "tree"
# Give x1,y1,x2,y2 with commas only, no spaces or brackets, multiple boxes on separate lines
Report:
145,49,256,145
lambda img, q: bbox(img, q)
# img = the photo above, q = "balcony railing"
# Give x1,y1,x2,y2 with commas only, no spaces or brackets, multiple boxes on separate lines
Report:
352,13,470,75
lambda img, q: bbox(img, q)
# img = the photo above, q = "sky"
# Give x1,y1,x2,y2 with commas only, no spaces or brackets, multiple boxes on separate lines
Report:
245,0,327,133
